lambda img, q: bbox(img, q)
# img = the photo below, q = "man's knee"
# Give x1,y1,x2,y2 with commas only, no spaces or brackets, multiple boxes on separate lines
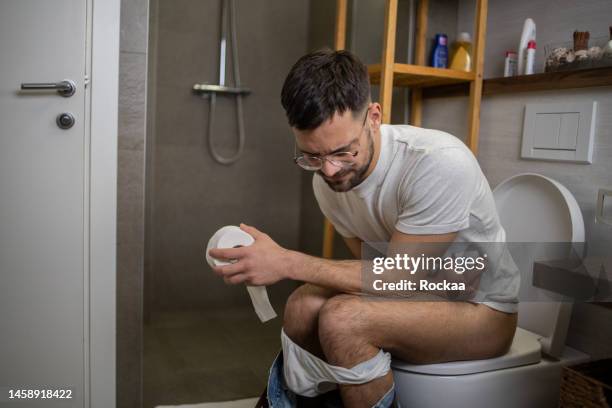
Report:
318,294,365,352
283,284,331,342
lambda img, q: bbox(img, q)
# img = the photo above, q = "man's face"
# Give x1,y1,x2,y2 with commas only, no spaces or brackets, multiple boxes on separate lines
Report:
294,109,374,192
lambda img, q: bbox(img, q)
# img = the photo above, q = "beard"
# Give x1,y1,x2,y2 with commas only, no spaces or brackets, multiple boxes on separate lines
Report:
319,129,375,192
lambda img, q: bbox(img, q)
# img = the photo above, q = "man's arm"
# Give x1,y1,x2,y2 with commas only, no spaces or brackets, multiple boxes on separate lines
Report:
208,224,457,295
286,229,457,294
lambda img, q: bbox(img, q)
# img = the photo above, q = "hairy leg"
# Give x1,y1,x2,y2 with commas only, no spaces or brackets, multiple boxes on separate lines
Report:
318,295,517,408
282,283,338,358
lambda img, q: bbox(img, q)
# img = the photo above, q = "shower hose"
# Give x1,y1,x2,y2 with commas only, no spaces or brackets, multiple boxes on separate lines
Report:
207,0,245,165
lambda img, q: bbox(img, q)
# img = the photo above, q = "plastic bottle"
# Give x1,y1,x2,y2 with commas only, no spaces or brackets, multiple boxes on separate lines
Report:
517,18,536,75
450,32,472,71
503,51,517,77
431,34,448,68
524,40,536,75
604,26,612,58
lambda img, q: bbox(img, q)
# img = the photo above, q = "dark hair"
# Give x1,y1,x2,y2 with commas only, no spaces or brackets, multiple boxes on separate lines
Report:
281,49,371,130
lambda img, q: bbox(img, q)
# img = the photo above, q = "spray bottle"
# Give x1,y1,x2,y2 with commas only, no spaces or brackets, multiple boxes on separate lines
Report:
517,18,536,75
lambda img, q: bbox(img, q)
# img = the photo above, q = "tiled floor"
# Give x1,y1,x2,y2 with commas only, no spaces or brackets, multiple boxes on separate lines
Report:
143,304,284,408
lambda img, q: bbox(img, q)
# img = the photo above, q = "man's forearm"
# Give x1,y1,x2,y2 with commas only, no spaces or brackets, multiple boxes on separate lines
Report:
282,248,471,300
285,250,363,294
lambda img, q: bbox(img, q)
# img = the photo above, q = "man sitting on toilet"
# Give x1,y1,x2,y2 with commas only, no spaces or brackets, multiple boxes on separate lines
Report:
208,49,520,408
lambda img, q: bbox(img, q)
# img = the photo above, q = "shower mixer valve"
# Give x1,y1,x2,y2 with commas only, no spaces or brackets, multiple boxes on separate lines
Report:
192,0,249,165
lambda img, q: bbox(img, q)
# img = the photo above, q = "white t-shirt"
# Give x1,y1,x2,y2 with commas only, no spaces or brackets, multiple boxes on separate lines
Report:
313,124,519,313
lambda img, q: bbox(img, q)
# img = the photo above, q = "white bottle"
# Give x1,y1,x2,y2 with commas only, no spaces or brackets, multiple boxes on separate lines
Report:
504,51,517,77
517,18,536,75
524,40,536,75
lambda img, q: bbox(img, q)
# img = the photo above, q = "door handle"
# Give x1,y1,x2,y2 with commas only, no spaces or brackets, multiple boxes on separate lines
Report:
20,79,76,97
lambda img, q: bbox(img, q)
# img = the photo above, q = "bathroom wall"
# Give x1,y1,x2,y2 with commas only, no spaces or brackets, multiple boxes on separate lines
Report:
117,0,150,407
424,0,612,358
146,0,309,314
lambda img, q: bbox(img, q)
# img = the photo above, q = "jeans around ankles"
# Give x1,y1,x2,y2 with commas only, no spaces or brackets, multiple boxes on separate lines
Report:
267,351,297,408
266,351,397,408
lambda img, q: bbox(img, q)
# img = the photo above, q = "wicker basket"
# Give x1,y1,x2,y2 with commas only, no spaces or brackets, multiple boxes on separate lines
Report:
560,359,612,408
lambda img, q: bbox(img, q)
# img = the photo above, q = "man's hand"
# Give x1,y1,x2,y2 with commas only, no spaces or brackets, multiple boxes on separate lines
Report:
208,223,293,286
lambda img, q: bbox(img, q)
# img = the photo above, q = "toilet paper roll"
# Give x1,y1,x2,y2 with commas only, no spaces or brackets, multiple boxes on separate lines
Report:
206,226,277,323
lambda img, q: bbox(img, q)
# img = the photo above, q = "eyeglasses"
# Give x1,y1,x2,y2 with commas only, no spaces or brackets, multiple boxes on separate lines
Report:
294,150,359,171
293,108,369,171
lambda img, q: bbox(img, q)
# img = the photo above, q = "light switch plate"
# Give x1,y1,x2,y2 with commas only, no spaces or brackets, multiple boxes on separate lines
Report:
521,101,597,163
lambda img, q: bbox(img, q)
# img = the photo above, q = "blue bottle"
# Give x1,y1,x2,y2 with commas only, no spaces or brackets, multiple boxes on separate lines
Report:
431,33,448,68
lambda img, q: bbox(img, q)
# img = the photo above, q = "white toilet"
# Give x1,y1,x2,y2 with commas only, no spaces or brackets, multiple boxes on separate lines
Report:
392,173,590,408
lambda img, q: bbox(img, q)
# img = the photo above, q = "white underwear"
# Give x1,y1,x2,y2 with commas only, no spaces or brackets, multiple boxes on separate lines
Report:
281,328,392,397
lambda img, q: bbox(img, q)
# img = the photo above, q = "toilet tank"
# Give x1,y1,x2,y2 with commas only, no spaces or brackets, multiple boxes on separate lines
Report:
493,173,585,358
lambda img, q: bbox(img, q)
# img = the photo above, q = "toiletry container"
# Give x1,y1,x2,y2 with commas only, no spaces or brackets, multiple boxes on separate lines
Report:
431,34,448,68
603,26,612,59
450,32,472,71
504,51,517,77
524,40,536,74
518,18,536,75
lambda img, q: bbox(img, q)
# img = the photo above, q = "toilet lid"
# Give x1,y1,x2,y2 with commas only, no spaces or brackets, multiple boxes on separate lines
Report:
492,173,584,243
493,173,585,358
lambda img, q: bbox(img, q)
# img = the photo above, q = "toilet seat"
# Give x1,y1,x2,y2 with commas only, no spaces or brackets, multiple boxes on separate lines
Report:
392,327,541,376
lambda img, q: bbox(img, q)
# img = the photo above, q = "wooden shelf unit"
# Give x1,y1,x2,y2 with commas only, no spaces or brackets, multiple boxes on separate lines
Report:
369,63,476,88
322,0,488,258
375,0,488,153
321,0,348,259
423,66,612,98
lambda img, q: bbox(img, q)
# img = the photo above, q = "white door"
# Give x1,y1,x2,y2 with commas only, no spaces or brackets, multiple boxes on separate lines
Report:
0,0,89,406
